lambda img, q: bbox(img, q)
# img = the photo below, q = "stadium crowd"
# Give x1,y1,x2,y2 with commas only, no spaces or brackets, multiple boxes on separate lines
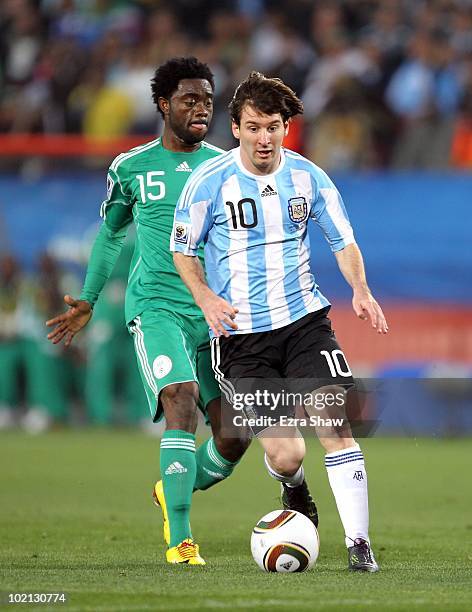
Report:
1,0,472,169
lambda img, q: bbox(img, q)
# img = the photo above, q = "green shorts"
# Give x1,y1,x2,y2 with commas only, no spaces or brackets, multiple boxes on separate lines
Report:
128,309,220,422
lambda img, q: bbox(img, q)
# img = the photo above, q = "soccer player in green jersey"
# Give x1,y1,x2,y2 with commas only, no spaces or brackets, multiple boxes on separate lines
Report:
46,57,250,565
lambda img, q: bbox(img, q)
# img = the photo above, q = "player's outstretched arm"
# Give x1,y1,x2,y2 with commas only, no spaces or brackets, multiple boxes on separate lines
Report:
173,253,238,338
46,198,132,348
46,294,92,347
46,163,133,347
334,243,388,334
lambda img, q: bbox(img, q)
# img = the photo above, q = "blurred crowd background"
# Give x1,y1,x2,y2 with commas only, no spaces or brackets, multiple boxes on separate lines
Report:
0,239,148,432
0,0,471,434
1,0,472,169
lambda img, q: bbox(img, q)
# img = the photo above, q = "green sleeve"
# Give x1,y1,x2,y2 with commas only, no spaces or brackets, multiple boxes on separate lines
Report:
79,165,134,306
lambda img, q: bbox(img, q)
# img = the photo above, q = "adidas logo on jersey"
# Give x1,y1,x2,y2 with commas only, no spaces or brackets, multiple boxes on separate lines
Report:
165,461,188,475
261,184,277,197
175,161,192,172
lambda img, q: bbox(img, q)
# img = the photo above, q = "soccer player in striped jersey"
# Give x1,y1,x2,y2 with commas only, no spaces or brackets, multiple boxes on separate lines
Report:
46,57,250,565
172,71,388,572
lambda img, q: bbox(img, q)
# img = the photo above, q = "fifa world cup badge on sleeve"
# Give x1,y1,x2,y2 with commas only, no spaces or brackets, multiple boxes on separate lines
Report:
174,222,190,244
288,197,308,223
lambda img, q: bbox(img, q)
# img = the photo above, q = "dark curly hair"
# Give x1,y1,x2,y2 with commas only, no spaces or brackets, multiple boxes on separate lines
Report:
151,57,215,118
229,71,303,125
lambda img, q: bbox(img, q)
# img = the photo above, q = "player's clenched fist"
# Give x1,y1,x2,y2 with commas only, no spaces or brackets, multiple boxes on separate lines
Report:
196,289,238,338
45,294,93,347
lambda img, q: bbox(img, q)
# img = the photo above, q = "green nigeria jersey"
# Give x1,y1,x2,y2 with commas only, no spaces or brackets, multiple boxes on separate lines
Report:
80,137,223,323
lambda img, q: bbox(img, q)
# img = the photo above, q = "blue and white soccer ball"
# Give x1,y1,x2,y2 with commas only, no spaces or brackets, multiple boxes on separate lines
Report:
251,509,320,573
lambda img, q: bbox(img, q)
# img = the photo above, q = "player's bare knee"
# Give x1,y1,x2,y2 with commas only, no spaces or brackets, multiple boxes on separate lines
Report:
270,454,302,477
266,441,304,476
161,381,199,405
160,382,199,431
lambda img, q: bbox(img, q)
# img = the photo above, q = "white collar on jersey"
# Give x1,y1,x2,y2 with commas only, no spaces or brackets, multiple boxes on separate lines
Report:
233,146,286,178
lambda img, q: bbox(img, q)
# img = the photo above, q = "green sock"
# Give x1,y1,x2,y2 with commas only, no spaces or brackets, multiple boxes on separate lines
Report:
160,429,196,547
194,437,239,491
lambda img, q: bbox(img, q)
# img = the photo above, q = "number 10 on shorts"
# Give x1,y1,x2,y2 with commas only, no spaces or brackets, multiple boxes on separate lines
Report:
320,349,352,377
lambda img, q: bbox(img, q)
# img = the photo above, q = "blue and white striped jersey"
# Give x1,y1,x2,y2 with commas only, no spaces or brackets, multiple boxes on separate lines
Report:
171,147,355,335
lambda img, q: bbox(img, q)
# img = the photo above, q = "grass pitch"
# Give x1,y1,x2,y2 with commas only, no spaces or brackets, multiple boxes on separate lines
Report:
1,431,471,611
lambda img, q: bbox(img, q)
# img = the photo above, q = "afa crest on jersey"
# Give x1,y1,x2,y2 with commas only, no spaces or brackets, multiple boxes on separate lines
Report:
288,197,308,223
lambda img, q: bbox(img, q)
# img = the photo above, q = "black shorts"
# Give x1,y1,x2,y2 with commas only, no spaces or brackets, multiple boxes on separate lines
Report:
211,308,355,435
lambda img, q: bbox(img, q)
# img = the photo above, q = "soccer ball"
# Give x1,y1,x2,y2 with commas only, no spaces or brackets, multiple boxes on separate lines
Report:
251,509,319,573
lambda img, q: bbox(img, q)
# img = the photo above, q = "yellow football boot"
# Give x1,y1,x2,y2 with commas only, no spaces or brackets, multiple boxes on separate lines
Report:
152,480,170,545
166,538,206,565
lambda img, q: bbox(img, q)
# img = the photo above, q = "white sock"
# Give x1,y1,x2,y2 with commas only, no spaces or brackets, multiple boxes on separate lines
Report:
264,453,305,487
325,444,370,548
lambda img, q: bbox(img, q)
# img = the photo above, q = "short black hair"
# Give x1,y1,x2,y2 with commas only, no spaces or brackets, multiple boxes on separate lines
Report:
229,71,303,125
151,57,215,118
